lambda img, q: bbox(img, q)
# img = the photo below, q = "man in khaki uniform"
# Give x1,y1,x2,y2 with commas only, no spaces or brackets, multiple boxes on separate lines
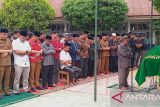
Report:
99,33,110,74
0,28,12,99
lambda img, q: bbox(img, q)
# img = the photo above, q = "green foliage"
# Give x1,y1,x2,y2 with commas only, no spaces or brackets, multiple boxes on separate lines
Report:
153,20,160,45
153,0,160,45
62,0,128,31
0,0,55,31
154,0,160,13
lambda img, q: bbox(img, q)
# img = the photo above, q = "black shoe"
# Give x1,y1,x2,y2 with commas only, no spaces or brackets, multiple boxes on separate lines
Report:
124,84,130,88
27,90,32,93
36,86,44,90
15,93,20,95
43,85,48,89
31,88,36,92
48,84,56,87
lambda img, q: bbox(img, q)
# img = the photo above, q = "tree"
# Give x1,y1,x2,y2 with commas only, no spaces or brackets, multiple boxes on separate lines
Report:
154,0,160,44
62,0,128,31
0,0,55,31
154,0,160,13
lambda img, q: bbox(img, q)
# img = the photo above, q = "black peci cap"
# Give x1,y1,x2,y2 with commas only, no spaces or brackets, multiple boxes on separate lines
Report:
83,31,89,35
0,28,8,33
72,34,79,38
101,33,107,36
64,42,71,47
20,30,28,37
45,35,52,40
88,36,94,40
34,31,41,37
89,34,95,37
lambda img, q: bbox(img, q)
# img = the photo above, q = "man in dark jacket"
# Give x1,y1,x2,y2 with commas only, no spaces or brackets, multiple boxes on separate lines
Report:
69,34,80,67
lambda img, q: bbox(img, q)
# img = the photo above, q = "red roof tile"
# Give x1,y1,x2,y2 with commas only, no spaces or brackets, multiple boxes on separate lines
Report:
126,0,159,16
50,0,160,18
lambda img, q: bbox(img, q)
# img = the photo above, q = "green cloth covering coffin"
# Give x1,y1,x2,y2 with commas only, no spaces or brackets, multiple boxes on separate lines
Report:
135,46,160,86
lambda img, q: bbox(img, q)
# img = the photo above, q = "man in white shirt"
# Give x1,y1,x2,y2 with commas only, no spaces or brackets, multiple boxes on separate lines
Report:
12,30,32,94
60,43,81,84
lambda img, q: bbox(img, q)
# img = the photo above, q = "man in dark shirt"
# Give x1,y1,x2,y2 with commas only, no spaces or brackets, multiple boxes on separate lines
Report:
129,33,136,69
109,33,118,73
134,35,145,67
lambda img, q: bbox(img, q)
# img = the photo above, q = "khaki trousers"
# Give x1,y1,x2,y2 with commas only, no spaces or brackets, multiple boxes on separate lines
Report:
100,56,109,74
0,66,11,94
13,65,30,93
29,62,41,88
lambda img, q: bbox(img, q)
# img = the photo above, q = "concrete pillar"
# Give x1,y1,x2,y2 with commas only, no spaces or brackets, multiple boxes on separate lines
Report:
127,21,131,33
153,31,156,44
64,21,67,32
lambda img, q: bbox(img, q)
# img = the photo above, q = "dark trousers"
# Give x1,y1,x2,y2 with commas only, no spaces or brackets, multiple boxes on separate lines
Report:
118,67,129,87
131,52,135,68
72,60,80,68
109,56,118,73
80,58,88,78
42,65,55,86
63,66,82,81
88,59,94,77
134,51,146,67
54,59,60,84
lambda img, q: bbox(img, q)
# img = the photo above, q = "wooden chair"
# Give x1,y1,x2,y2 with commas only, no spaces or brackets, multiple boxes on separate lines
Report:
59,71,70,85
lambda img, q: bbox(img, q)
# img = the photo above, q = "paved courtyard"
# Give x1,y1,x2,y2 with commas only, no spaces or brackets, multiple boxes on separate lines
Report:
7,72,160,107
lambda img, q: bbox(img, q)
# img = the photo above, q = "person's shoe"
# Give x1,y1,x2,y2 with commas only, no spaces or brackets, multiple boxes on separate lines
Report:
15,93,20,95
124,84,130,88
48,84,56,87
31,88,36,92
27,90,32,93
5,92,11,96
120,87,129,90
36,86,44,90
0,95,3,100
42,85,48,89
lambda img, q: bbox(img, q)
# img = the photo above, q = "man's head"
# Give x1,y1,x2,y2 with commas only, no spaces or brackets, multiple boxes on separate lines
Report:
27,32,33,40
0,28,8,39
57,33,63,41
63,33,71,42
101,33,109,41
116,33,121,40
82,31,89,39
50,30,58,40
64,42,71,52
40,32,46,40
45,35,52,45
88,34,94,44
111,33,117,40
122,36,129,45
33,31,41,40
130,33,136,39
72,34,79,42
19,30,28,42
13,30,21,39
136,34,141,40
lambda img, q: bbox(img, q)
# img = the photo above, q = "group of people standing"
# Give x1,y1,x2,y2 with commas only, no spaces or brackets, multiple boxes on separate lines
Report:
0,27,149,99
